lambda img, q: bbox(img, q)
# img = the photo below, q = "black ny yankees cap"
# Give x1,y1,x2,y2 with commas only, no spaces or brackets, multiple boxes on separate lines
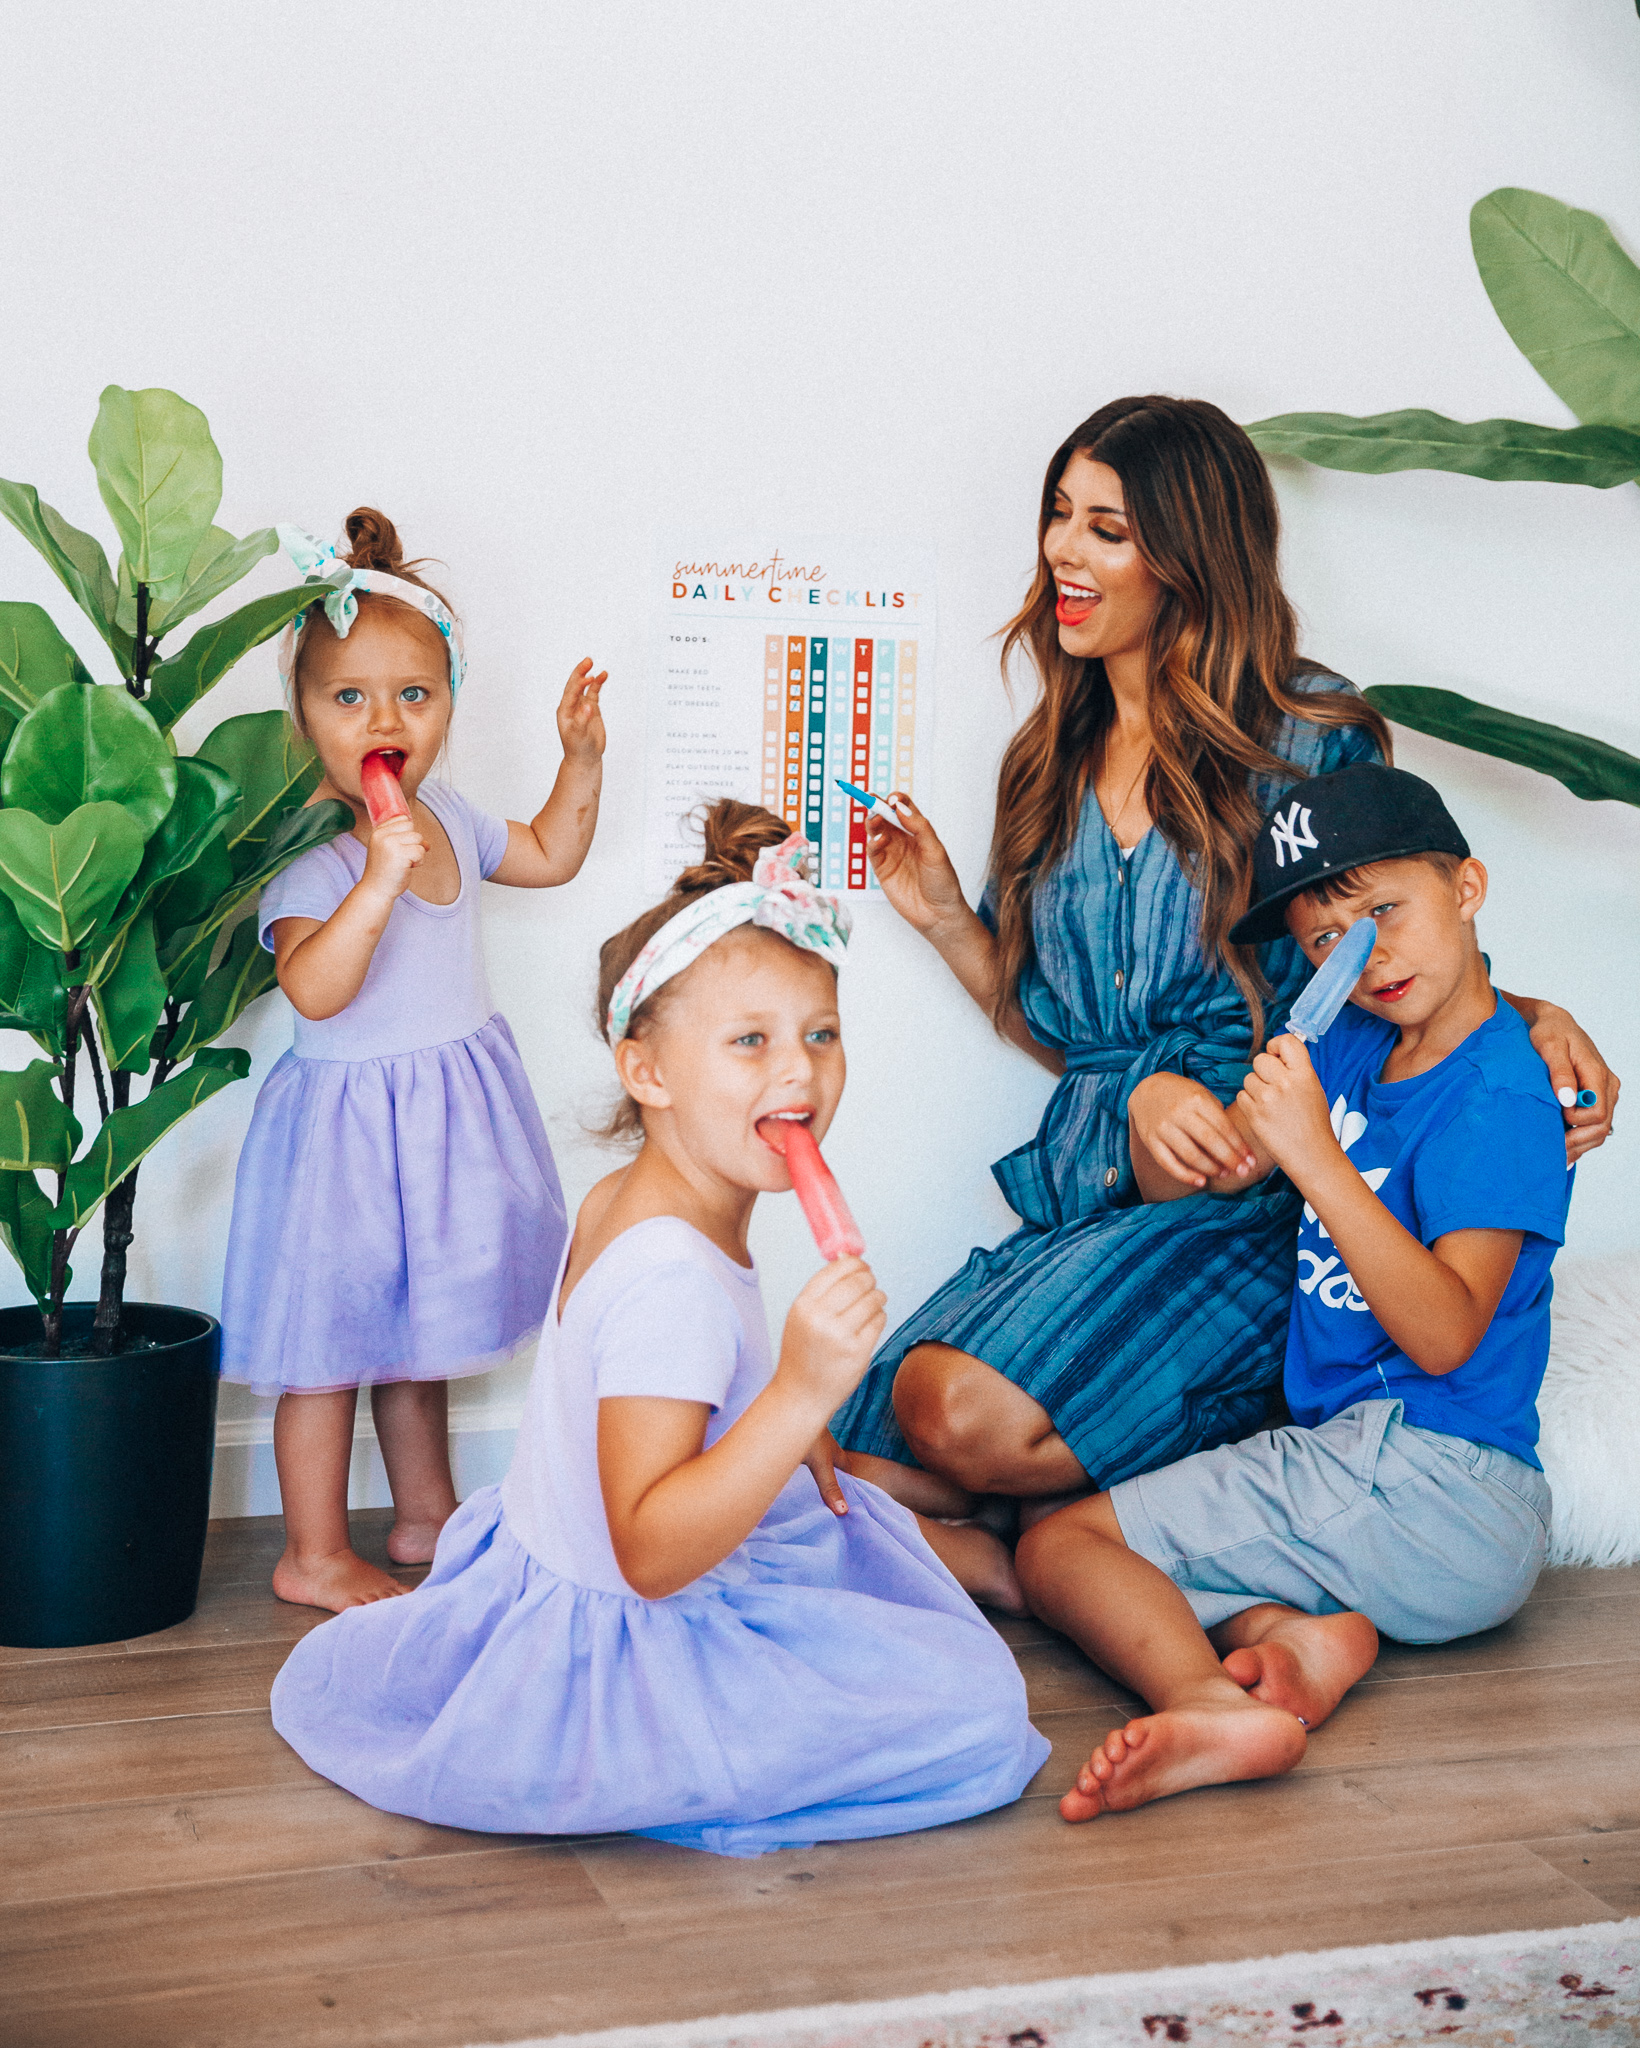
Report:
1229,763,1471,946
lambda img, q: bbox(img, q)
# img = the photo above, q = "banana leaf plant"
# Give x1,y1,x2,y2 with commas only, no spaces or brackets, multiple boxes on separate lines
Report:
1248,186,1640,810
0,386,349,1357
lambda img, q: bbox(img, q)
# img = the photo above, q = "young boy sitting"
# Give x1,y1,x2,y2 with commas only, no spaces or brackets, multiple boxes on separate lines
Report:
1016,762,1572,1821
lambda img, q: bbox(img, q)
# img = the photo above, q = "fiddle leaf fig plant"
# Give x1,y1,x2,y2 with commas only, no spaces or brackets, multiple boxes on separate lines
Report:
0,386,349,1357
1248,186,1640,810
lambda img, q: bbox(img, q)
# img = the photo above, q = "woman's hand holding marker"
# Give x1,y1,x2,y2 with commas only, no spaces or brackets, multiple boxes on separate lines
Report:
863,793,967,938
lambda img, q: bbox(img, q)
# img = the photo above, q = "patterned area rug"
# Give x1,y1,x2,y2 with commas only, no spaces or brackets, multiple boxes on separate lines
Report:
481,1918,1639,2048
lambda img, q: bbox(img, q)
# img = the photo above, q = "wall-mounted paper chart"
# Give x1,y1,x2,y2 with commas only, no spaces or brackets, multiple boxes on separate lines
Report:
646,537,935,896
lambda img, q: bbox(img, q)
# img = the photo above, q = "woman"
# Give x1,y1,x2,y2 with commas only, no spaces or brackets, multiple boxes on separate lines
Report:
832,396,1616,1546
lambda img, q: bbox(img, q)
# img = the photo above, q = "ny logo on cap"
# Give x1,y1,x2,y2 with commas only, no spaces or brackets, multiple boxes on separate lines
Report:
1270,802,1318,869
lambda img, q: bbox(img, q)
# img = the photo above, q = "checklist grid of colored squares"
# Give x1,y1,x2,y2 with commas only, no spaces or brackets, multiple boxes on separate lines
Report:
761,634,920,892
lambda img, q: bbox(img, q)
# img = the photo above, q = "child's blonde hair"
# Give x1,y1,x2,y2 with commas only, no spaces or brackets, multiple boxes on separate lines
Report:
288,508,457,735
593,799,794,1143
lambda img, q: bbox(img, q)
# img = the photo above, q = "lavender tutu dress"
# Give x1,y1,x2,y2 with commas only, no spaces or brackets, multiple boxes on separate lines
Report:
220,781,566,1396
270,1218,1050,1855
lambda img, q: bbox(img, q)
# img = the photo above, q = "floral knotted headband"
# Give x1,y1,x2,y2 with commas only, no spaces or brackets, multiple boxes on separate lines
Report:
605,833,851,1047
274,524,466,699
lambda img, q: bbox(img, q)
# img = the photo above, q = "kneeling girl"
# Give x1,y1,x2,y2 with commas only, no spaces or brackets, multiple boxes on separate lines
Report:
271,801,1048,1856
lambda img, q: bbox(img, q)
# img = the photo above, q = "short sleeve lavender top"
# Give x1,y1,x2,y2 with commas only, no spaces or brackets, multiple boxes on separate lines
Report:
257,781,510,1061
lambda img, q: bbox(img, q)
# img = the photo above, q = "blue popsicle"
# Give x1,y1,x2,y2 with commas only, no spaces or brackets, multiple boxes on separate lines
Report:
1287,915,1378,1044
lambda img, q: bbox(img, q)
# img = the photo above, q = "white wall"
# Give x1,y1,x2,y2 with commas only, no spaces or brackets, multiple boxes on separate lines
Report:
3,1,1637,1514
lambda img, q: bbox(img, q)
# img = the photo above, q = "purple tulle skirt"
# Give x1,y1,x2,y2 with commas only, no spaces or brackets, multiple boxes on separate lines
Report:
220,1015,566,1395
270,1476,1050,1856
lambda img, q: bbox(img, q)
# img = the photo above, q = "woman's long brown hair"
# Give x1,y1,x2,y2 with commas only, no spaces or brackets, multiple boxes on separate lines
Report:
993,395,1389,1048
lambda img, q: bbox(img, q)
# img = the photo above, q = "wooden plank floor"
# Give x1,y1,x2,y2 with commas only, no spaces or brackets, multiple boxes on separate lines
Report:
3,1511,1636,2048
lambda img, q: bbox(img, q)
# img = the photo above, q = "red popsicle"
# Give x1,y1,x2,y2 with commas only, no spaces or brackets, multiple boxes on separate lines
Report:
759,1117,865,1260
360,749,410,826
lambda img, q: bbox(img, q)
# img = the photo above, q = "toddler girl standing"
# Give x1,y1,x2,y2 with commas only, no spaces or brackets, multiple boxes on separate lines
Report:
270,802,1048,1854
221,510,606,1613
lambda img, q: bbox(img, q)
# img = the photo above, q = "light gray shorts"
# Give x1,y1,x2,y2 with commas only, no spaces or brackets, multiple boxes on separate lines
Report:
1107,1399,1551,1644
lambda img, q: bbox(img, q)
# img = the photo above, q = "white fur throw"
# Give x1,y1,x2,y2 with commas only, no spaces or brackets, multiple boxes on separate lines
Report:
1540,1255,1640,1566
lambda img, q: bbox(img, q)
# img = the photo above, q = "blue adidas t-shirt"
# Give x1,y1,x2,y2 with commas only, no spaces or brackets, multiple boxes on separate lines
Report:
1284,998,1571,1467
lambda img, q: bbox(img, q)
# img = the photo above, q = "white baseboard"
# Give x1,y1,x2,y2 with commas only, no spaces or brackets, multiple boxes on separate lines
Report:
209,1408,525,1519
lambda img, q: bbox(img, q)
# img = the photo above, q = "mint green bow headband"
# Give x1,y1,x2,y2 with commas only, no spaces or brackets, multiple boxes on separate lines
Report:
274,524,465,697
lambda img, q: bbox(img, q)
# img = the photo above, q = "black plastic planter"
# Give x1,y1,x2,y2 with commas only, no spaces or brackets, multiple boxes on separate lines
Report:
0,1302,220,1648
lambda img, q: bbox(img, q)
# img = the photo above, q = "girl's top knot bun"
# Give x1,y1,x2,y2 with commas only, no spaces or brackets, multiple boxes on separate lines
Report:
673,799,790,898
343,507,408,575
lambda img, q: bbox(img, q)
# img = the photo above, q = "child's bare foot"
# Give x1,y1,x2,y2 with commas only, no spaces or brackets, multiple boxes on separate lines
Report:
1060,1690,1305,1821
386,1515,450,1565
272,1548,408,1613
918,1516,1028,1616
1220,1609,1379,1731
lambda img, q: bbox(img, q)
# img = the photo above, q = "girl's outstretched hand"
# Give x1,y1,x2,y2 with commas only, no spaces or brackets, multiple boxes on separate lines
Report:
777,1255,887,1412
866,796,966,937
557,657,608,763
801,1429,849,1516
361,812,427,902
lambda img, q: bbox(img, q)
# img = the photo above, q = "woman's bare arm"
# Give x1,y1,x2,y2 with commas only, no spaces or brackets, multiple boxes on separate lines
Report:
865,798,1063,1074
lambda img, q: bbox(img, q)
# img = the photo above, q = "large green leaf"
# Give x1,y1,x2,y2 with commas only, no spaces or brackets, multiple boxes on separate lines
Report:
92,914,169,1072
158,913,277,1067
52,1046,250,1230
0,925,68,1055
152,836,233,955
1363,685,1640,806
0,1165,60,1302
146,584,319,733
108,755,239,932
0,802,146,952
195,709,331,873
0,604,94,735
88,386,222,590
0,1059,79,1172
1471,188,1640,430
144,525,276,638
1246,409,1640,487
2,681,177,835
157,798,351,995
0,479,131,667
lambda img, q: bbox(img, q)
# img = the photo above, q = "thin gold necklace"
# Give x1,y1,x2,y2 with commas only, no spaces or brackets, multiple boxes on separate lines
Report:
1097,749,1151,839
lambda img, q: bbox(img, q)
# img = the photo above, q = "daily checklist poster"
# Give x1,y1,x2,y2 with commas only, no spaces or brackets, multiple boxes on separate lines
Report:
646,537,936,895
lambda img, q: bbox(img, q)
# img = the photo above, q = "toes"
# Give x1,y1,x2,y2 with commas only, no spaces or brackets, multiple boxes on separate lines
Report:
1222,1646,1261,1688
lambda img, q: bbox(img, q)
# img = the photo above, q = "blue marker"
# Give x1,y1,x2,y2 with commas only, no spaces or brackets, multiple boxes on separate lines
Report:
835,779,912,835
1577,1088,1599,1108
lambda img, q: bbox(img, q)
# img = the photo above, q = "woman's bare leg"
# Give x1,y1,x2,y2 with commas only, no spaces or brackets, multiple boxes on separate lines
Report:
371,1379,459,1564
272,1389,406,1612
894,1343,1088,1496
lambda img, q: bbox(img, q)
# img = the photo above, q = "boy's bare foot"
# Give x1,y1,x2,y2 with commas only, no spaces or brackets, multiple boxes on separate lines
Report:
918,1516,1029,1616
386,1515,450,1566
1220,1609,1379,1731
1060,1690,1305,1821
272,1548,408,1613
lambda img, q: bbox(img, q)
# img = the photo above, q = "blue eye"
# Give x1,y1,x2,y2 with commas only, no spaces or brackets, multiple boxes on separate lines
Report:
806,1028,838,1046
733,1032,765,1048
336,688,363,705
401,686,430,704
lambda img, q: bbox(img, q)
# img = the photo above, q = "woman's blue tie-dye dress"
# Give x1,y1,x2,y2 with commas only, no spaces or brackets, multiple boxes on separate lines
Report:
832,684,1381,1488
